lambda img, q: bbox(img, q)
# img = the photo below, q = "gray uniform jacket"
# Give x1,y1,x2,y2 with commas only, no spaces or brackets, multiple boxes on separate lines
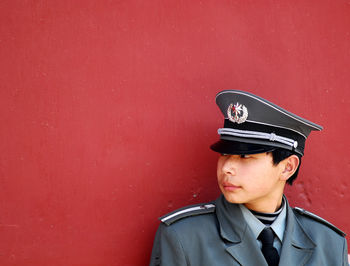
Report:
150,195,348,266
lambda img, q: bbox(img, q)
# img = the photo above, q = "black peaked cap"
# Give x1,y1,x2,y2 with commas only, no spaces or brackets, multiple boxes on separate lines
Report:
210,90,323,156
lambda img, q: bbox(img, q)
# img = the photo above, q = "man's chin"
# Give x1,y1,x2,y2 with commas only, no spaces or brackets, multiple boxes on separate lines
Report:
222,193,245,204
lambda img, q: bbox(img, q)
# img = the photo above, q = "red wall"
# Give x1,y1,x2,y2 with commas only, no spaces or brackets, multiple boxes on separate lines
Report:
1,1,349,265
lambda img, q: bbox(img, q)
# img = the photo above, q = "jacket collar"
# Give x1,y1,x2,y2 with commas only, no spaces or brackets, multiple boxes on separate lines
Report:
215,195,267,265
215,195,316,266
279,198,316,266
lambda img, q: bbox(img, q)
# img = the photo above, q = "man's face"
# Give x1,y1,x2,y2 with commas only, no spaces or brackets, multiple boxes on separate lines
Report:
217,152,285,211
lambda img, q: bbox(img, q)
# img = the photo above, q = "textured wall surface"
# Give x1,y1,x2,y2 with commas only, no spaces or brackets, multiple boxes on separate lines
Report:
1,1,349,265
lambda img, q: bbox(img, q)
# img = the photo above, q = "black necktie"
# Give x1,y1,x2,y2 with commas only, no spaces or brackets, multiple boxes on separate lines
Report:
258,227,279,266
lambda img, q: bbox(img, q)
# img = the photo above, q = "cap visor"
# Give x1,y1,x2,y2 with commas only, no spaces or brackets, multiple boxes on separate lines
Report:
210,139,275,155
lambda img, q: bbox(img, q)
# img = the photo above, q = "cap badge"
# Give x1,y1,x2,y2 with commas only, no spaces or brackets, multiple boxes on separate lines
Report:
227,103,248,124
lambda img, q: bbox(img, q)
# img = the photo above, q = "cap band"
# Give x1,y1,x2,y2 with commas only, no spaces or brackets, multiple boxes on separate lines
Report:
218,128,298,149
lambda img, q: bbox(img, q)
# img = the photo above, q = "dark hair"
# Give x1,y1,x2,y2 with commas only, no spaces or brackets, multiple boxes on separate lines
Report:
271,149,302,185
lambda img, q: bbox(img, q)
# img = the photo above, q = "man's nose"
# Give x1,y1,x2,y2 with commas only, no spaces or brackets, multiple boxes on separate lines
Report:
221,155,238,175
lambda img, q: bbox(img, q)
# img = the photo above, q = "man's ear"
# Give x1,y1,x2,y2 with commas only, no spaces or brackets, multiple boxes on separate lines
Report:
280,155,300,181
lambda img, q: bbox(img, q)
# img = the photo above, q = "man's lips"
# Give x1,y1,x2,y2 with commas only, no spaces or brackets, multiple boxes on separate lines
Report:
222,182,241,191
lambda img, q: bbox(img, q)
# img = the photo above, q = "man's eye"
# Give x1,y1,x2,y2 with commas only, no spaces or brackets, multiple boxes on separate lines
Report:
240,154,251,159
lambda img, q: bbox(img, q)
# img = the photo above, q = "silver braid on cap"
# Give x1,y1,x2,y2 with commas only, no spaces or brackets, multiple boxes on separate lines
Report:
218,128,298,149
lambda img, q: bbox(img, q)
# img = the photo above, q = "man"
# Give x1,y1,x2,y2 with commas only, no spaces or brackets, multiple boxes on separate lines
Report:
149,90,348,266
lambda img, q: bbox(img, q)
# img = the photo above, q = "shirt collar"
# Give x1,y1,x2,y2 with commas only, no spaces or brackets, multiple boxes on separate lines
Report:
270,197,287,242
239,197,287,242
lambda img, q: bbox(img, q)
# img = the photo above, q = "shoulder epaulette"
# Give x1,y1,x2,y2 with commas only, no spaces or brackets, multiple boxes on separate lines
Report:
160,203,215,226
294,207,346,237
